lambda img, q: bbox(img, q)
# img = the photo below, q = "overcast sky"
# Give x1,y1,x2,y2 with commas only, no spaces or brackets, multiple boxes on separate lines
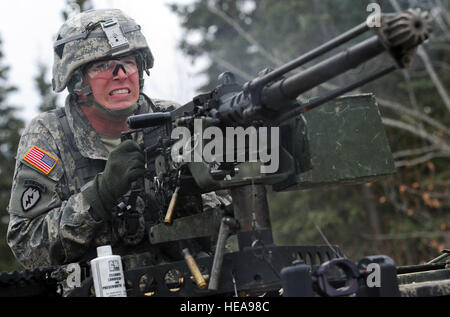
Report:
0,0,206,124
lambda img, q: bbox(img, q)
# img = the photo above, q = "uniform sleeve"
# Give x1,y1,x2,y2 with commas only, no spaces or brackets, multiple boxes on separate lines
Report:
7,117,103,269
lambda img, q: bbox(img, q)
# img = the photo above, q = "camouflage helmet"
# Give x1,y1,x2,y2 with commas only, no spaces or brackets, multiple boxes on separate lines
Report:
52,8,154,93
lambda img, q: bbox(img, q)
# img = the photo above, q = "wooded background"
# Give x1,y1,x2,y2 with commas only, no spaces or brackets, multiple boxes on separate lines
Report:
0,0,448,271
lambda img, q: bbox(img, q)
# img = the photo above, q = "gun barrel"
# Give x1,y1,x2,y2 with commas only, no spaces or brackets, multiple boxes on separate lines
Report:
249,22,370,89
261,9,431,109
127,113,172,129
261,36,386,108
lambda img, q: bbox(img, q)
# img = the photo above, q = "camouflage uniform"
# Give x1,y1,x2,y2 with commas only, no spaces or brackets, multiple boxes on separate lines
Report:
7,8,231,270
7,94,230,269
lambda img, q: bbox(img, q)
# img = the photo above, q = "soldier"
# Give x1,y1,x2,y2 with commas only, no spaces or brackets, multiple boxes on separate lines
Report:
7,9,229,270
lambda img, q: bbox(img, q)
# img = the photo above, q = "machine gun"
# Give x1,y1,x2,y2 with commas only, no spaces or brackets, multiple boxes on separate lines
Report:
3,9,448,298
120,7,432,230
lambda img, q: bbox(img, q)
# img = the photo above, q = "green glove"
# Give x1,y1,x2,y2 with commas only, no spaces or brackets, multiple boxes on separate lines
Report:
82,140,145,221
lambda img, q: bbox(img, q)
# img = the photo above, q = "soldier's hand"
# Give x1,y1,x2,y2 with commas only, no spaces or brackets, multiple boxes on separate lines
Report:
102,140,145,198
82,140,144,221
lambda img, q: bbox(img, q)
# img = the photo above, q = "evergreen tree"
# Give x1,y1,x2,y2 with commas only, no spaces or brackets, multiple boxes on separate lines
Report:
0,35,25,271
34,62,58,112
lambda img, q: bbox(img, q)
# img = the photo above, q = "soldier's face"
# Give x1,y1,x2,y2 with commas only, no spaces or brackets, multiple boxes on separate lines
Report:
85,56,140,111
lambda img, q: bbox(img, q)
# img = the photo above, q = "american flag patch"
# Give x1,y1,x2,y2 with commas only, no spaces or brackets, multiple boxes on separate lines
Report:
23,146,58,175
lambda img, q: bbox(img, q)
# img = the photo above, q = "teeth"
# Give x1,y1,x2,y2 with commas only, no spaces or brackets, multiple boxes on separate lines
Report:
110,89,130,96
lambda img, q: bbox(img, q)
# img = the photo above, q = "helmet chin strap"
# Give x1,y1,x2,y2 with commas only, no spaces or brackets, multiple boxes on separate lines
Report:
74,87,139,119
90,94,139,119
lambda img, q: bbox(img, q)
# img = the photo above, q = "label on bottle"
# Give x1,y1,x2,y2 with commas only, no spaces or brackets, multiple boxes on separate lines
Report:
94,258,127,297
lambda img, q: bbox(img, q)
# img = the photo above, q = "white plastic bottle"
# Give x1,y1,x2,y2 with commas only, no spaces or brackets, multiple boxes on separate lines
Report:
90,245,127,297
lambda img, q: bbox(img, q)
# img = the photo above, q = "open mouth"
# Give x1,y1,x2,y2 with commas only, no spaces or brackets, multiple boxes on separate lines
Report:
109,88,131,96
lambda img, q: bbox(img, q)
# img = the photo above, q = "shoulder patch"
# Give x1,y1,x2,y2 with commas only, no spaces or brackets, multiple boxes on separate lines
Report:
21,187,41,212
23,146,58,175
